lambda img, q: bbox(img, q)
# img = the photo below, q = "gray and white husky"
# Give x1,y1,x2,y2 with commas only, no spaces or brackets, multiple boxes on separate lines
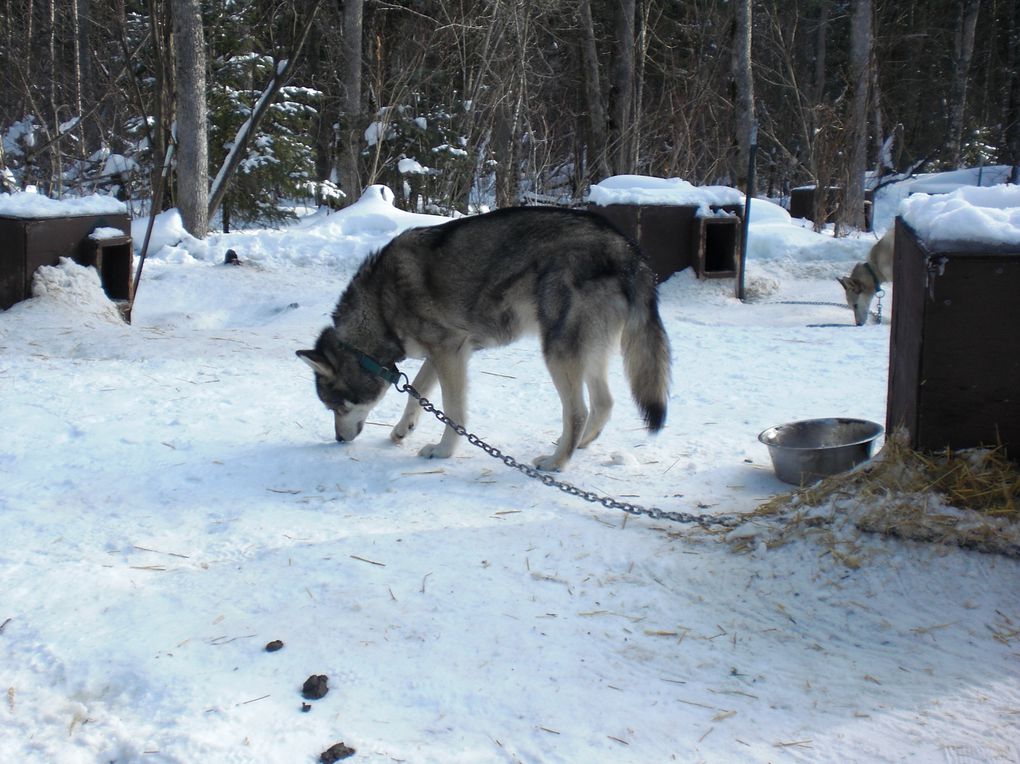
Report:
297,206,671,471
838,228,894,325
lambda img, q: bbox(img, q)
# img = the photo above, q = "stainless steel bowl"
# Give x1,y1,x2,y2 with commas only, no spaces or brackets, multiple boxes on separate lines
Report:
758,418,884,485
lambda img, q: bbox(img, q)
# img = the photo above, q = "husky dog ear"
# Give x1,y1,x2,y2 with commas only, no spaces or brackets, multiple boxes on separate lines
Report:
296,349,334,378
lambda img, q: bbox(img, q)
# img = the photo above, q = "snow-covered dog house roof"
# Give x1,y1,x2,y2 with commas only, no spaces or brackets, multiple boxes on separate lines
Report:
899,184,1020,253
587,175,744,282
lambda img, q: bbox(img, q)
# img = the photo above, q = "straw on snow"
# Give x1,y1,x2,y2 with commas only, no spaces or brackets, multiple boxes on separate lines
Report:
729,430,1020,563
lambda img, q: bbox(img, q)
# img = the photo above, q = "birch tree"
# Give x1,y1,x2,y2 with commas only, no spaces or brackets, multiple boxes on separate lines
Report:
731,0,754,189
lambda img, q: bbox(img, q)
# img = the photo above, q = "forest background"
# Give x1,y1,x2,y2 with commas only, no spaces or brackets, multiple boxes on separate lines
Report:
1,0,1018,238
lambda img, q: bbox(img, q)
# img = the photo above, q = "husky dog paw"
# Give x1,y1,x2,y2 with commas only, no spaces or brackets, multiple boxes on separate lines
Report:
390,419,415,443
532,454,565,472
418,442,454,460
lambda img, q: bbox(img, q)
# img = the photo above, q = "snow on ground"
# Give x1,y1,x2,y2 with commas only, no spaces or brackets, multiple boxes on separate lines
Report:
1,179,1018,764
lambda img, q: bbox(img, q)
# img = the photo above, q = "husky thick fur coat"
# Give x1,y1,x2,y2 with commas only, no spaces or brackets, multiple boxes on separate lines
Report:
297,206,671,471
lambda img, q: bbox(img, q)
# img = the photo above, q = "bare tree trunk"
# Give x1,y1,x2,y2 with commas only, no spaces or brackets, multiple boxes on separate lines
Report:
839,0,872,233
945,0,981,167
71,0,85,174
870,42,886,177
172,0,208,238
75,0,100,154
47,0,61,194
338,0,364,204
609,0,635,175
812,1,829,107
578,0,609,180
1007,0,1020,181
148,0,172,211
632,0,651,173
731,0,754,188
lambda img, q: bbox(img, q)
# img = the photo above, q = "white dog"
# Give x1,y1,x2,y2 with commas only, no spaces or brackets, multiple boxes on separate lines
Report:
838,228,894,325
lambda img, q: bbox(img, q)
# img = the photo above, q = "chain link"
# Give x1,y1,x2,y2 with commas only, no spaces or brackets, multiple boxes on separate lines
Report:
394,377,747,530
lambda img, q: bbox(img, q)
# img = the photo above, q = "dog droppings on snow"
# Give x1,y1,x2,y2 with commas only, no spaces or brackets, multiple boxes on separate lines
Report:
301,675,329,700
319,742,356,762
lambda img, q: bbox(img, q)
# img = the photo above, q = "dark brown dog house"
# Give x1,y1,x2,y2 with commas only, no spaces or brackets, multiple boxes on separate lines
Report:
588,202,742,282
886,219,1020,456
789,185,874,231
0,211,133,311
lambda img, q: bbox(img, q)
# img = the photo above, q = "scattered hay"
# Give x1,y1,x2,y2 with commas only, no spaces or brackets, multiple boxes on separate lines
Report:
731,431,1020,562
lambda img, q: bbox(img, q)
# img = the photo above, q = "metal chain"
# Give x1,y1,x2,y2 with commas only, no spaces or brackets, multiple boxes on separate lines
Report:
774,299,881,324
393,377,748,530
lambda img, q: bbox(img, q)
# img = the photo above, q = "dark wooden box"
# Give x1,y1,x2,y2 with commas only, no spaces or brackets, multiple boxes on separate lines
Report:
589,203,742,283
887,220,1020,456
0,212,132,310
788,185,873,231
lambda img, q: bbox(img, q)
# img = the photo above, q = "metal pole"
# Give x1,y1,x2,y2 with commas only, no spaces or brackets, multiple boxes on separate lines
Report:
737,121,758,301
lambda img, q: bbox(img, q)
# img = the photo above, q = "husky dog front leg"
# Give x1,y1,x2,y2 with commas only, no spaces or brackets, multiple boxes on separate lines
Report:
417,347,470,460
391,359,436,444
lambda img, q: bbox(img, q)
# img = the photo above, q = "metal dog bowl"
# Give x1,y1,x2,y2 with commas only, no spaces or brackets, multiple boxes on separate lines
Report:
758,418,883,485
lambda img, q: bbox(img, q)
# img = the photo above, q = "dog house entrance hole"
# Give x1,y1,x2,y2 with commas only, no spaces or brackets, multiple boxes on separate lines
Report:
696,216,739,278
83,234,133,302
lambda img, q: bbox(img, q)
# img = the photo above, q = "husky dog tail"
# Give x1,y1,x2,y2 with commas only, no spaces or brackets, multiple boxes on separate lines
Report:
622,278,671,432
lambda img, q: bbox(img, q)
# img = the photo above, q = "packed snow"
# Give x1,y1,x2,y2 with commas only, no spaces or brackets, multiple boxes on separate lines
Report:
1,175,1018,764
900,184,1020,249
589,175,744,210
0,188,126,219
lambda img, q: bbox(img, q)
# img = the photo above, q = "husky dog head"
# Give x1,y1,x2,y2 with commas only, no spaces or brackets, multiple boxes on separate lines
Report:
296,328,390,442
838,263,880,326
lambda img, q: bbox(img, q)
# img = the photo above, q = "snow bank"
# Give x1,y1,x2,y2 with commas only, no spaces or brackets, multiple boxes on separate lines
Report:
900,184,1020,250
746,197,791,226
131,208,187,256
589,174,743,210
29,257,123,323
307,184,447,237
0,189,126,219
906,164,1014,195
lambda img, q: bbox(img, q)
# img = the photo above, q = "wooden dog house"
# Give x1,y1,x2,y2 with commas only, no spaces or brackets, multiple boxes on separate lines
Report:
0,208,132,311
887,219,1020,455
589,202,742,282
